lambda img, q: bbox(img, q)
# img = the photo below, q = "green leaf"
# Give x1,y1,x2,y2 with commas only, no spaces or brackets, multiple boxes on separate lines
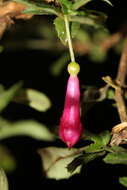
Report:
0,82,22,112
72,0,113,10
109,146,127,153
54,17,67,45
100,131,111,146
14,89,52,112
77,10,107,23
72,0,92,10
70,16,105,28
0,120,54,141
23,8,52,15
119,177,127,188
14,0,60,15
101,0,113,6
85,140,103,153
59,0,73,14
67,155,84,173
84,131,111,153
71,22,80,38
0,145,16,172
59,0,73,10
103,152,127,164
70,9,107,28
38,147,82,179
67,151,105,173
0,168,9,190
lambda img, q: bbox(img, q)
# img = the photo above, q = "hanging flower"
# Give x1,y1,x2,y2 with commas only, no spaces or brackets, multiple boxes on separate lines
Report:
59,62,83,148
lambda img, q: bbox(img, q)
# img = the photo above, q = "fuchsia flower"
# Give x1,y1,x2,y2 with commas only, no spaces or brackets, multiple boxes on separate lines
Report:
59,75,83,148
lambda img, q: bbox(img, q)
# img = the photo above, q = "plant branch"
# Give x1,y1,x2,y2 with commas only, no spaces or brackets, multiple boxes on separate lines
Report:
115,39,127,122
64,15,75,62
116,40,127,85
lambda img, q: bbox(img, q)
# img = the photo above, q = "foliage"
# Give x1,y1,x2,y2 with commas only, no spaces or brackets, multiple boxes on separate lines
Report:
119,177,127,188
0,168,9,190
38,147,82,179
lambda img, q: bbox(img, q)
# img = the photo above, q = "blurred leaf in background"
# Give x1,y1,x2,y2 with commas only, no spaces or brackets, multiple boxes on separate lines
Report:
71,22,80,39
14,88,52,112
0,46,3,53
0,82,22,113
38,147,82,179
0,168,9,190
0,146,16,172
0,119,55,141
50,52,70,76
119,177,127,188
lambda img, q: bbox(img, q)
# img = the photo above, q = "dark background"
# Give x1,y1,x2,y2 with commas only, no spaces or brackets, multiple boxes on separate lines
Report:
1,0,127,189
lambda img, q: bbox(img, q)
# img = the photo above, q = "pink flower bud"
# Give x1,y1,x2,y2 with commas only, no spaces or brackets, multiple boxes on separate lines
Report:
59,75,83,148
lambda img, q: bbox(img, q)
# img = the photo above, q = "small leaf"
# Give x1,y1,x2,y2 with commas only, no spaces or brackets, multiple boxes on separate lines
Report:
58,0,73,14
109,146,127,153
101,0,113,6
85,140,103,153
85,131,111,153
0,145,16,172
0,120,54,141
14,0,60,15
14,89,52,112
67,151,105,173
100,131,111,146
72,0,91,10
119,177,127,188
0,82,22,112
38,147,81,179
0,168,9,190
23,8,52,15
103,152,127,164
67,155,84,173
59,0,73,10
54,17,67,45
71,22,80,38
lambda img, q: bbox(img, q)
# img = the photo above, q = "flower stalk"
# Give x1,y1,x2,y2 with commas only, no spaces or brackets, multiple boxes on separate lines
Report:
64,15,75,63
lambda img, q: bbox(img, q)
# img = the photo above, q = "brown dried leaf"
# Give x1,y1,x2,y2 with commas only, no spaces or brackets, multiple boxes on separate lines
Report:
110,122,127,146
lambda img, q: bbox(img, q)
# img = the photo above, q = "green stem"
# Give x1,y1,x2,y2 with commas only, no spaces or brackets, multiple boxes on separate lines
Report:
64,15,75,62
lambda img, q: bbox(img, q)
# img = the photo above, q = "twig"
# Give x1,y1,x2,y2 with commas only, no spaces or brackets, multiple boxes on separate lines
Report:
110,39,127,146
116,39,127,85
101,32,122,51
115,39,127,122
